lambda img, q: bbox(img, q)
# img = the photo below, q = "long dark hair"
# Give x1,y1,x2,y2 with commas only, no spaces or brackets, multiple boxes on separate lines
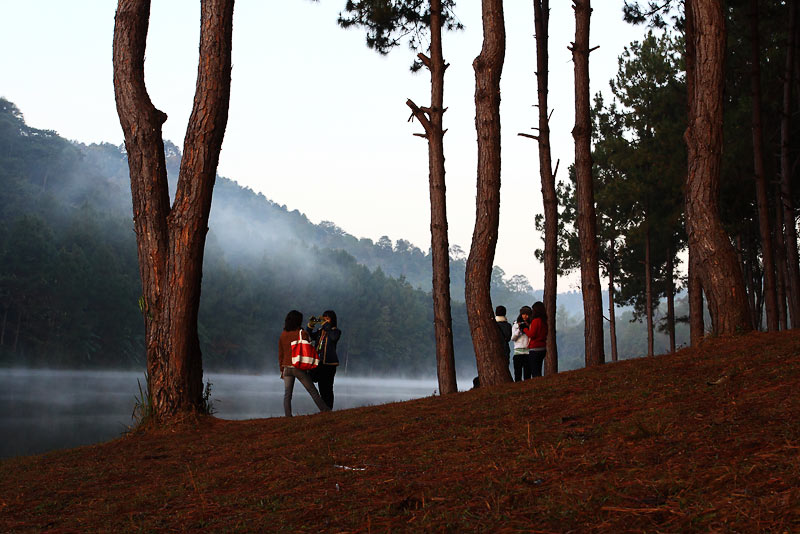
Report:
323,309,338,328
531,301,547,327
284,310,303,331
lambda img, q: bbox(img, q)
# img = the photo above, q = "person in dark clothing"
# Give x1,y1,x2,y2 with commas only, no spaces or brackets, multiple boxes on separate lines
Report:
307,309,341,409
495,305,512,368
278,310,329,417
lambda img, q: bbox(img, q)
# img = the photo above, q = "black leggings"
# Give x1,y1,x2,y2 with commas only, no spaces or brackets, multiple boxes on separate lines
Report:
530,350,546,377
513,353,531,381
314,364,337,409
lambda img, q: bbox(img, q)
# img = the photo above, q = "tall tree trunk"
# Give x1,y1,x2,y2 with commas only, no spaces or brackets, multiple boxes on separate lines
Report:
533,0,559,375
113,0,234,421
406,0,457,395
782,0,800,328
689,246,705,345
572,0,605,367
684,0,752,335
645,224,654,357
466,0,512,386
749,0,778,331
666,242,676,353
738,234,759,328
684,1,707,343
607,240,619,362
774,184,788,329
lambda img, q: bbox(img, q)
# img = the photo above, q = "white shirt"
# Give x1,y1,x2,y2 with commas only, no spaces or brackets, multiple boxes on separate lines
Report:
511,321,530,354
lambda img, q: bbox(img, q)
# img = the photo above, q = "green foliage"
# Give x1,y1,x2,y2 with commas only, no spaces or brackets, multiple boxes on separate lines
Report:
131,374,154,428
546,32,687,325
0,98,538,377
338,0,462,70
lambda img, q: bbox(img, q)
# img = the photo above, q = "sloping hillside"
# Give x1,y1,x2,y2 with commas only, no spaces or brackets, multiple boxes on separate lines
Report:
1,330,798,532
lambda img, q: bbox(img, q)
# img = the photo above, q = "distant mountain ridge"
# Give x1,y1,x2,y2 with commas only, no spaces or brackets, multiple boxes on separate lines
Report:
1,97,668,375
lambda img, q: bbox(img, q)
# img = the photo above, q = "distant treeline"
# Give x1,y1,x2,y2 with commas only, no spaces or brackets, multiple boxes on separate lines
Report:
0,99,682,376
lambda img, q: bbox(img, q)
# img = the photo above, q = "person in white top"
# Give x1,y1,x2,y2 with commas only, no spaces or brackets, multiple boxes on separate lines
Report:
511,306,532,382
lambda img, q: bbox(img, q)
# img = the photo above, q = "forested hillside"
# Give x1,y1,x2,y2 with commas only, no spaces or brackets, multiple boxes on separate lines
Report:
0,98,681,376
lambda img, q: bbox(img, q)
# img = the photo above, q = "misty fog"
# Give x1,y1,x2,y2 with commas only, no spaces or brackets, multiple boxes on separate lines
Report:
0,369,440,459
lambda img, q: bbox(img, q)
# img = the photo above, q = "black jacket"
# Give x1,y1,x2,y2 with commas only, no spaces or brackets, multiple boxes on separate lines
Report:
307,323,341,365
496,318,512,358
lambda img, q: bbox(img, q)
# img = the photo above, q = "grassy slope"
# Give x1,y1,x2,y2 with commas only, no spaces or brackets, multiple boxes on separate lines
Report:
1,330,799,533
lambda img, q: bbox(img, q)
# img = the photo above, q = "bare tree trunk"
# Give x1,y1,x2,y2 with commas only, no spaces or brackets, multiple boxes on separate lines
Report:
684,0,752,335
572,0,605,366
782,0,800,328
774,184,788,329
533,0,559,375
113,0,234,421
607,240,619,362
689,246,705,345
738,234,758,328
645,225,654,357
466,0,512,386
749,0,778,331
666,242,676,353
406,0,457,395
684,1,706,343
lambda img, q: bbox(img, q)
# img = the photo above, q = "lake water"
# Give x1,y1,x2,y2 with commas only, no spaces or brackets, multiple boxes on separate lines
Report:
0,369,440,459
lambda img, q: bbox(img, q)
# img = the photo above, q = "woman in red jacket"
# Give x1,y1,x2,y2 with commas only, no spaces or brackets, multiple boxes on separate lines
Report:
523,301,548,377
278,310,330,417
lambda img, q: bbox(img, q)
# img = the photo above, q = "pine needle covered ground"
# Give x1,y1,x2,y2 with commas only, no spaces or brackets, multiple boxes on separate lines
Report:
1,330,799,533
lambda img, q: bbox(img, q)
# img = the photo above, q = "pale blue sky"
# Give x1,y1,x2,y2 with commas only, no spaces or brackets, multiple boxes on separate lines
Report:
1,1,644,290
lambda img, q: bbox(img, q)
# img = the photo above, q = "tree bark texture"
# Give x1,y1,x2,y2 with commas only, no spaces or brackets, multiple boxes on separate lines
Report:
738,235,759,328
666,243,676,353
113,0,234,421
572,0,605,367
774,184,788,329
684,0,752,335
689,245,705,345
533,0,559,375
607,241,619,362
686,2,705,344
406,0,457,395
466,0,512,386
749,0,778,331
645,225,654,357
781,0,800,327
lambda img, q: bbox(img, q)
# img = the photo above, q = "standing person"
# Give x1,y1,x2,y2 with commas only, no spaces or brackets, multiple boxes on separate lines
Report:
511,306,532,381
307,310,341,410
524,301,548,377
495,305,512,369
278,310,330,417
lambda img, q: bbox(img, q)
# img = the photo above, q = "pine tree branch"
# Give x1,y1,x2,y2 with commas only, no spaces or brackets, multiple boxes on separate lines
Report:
406,98,432,137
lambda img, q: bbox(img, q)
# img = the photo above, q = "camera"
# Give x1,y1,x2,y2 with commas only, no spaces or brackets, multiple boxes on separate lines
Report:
308,315,325,328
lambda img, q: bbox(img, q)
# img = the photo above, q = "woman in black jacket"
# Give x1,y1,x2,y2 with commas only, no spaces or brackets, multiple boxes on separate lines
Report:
307,309,341,409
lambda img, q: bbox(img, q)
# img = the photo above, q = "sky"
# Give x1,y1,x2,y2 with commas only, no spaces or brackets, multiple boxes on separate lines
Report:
1,1,645,291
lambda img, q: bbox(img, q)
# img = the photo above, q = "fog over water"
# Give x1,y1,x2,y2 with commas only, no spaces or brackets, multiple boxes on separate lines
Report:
0,369,440,459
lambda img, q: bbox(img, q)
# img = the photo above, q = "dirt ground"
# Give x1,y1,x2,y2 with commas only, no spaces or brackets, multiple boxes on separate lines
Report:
1,329,799,533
